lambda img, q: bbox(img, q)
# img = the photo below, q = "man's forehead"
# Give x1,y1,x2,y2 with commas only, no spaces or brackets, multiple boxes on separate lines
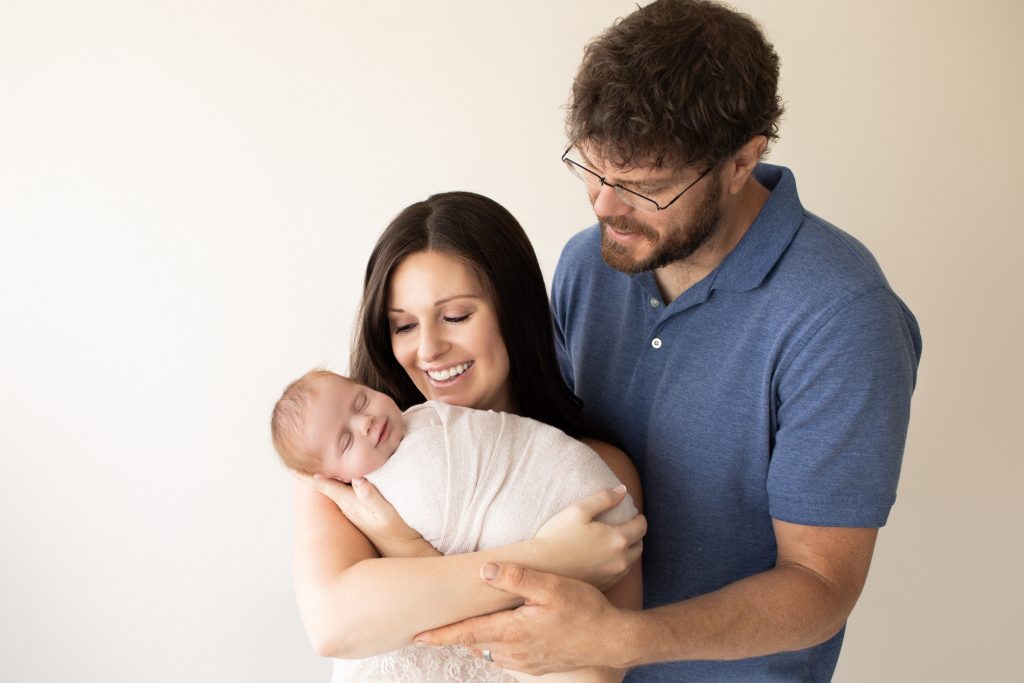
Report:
577,140,683,178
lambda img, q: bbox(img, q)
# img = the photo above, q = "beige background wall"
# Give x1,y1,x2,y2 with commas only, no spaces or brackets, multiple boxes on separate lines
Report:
1,1,1020,681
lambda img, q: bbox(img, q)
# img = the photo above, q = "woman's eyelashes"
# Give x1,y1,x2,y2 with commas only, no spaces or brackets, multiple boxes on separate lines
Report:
390,311,474,334
442,313,472,323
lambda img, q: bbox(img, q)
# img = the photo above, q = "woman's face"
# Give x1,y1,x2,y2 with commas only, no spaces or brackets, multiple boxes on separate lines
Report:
386,250,513,413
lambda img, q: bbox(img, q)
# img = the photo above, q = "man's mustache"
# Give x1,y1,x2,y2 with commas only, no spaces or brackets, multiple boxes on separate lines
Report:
601,215,657,240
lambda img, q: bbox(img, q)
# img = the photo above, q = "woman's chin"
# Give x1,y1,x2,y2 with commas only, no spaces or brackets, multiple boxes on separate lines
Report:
433,394,468,407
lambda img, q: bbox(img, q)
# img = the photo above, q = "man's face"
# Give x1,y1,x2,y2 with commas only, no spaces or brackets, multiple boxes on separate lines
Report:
305,374,406,482
577,144,723,274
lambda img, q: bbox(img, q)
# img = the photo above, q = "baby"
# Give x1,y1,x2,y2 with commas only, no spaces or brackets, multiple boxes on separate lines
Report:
272,369,637,682
271,369,635,555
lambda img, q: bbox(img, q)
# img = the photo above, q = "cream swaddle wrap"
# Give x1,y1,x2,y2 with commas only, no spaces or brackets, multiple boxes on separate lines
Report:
364,400,636,554
335,402,636,683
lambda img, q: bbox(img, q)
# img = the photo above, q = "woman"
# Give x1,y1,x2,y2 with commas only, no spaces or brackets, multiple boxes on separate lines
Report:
293,191,644,682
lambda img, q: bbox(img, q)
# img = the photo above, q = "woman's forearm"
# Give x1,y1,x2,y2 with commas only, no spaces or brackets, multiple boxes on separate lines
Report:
306,550,540,658
295,481,554,658
294,474,643,658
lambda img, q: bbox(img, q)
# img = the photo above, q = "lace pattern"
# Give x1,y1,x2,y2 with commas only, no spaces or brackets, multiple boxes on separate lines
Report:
334,644,517,683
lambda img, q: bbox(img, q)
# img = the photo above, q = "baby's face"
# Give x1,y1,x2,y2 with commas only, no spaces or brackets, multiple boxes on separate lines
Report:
306,374,406,482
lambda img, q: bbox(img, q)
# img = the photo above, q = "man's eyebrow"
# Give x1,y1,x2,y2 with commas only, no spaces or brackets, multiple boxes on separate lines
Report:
388,294,480,313
577,151,675,186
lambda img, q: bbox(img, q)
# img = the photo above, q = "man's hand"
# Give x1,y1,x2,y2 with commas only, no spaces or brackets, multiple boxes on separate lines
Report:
415,563,633,675
313,475,440,558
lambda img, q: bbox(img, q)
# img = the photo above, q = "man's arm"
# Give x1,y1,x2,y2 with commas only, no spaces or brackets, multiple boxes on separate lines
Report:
618,520,876,665
416,520,876,674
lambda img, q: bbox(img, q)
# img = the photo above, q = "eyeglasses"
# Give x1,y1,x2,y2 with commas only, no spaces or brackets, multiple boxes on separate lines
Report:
561,147,713,213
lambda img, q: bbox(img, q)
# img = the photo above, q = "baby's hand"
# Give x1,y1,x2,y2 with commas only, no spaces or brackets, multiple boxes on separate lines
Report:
314,476,440,558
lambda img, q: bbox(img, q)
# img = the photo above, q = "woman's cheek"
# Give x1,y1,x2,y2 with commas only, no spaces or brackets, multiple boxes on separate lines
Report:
391,335,414,372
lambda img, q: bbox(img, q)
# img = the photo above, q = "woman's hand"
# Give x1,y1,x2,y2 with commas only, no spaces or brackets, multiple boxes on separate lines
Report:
313,476,441,558
530,485,646,590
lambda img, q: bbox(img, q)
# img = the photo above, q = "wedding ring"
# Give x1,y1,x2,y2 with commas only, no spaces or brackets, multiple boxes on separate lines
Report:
483,649,494,663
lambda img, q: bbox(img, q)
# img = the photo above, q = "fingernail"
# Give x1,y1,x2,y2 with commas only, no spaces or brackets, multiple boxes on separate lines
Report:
613,484,626,494
414,636,430,645
481,563,499,581
353,477,365,487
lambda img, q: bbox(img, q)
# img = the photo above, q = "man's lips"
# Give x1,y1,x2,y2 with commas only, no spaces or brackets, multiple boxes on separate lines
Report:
603,218,654,242
604,224,645,245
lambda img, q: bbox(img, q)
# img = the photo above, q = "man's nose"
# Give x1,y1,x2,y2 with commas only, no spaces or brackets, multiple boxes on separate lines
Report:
592,183,632,217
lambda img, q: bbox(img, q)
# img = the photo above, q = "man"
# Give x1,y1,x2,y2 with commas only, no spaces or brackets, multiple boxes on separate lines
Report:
419,1,922,680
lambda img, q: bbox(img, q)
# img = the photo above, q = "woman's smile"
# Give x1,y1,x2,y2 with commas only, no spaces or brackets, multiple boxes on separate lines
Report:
424,361,473,383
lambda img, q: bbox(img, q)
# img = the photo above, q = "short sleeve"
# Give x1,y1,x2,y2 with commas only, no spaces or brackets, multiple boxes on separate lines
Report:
768,286,922,527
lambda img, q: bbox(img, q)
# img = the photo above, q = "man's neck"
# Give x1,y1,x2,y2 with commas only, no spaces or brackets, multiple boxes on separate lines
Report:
654,176,770,302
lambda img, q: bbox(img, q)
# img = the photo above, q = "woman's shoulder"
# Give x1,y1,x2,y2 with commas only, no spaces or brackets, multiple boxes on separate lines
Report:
578,438,643,510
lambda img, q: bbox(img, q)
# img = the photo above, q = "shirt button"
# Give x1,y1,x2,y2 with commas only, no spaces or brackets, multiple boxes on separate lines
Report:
650,297,660,308
651,338,662,349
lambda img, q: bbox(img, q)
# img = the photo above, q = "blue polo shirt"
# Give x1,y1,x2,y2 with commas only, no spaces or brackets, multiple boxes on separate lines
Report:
552,164,922,682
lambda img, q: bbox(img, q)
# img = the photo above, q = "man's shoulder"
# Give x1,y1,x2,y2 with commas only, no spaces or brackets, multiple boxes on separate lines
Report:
776,211,896,301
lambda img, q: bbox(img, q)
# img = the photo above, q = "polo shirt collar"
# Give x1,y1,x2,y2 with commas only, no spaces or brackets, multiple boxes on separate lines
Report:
628,163,804,305
709,163,804,292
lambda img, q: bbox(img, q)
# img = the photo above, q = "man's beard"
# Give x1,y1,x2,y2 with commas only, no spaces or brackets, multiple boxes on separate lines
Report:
600,179,722,274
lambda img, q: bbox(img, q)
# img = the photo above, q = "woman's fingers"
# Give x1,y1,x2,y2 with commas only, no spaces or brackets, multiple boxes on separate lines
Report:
571,485,629,520
351,477,380,507
621,513,648,546
313,475,357,516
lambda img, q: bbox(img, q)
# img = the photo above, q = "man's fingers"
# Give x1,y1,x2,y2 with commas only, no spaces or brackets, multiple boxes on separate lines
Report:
415,564,561,647
415,610,512,647
479,563,563,604
571,485,628,519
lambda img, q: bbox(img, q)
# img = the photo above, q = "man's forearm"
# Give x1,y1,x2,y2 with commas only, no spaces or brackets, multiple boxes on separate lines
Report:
614,564,861,667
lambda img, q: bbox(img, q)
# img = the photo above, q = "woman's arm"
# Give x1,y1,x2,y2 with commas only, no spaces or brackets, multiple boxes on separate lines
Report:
293,478,643,659
583,438,644,613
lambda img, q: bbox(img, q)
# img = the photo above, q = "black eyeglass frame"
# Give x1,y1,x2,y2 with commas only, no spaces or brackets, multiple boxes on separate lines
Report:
561,146,714,213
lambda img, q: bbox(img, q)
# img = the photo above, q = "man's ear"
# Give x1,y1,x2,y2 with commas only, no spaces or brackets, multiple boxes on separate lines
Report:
725,135,768,195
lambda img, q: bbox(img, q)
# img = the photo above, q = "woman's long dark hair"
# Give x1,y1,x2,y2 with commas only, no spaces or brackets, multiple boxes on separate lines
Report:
350,191,603,440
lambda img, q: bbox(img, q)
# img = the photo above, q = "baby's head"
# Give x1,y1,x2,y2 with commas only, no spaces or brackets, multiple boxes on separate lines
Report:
271,369,406,481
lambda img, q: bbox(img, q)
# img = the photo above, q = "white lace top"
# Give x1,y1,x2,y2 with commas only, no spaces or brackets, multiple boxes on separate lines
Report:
331,644,517,682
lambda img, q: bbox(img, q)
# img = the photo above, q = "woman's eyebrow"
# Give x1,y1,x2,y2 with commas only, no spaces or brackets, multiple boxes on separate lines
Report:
388,294,480,313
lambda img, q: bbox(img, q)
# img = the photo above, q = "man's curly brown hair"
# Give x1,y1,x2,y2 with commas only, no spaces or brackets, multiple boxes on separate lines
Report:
567,0,784,169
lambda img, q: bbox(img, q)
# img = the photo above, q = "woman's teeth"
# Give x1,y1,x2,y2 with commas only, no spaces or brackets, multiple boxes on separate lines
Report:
427,362,470,381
